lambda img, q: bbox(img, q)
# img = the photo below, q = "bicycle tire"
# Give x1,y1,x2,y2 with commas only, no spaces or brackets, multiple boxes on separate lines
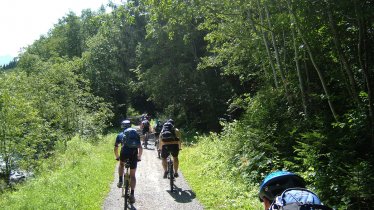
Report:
144,133,148,149
168,159,174,192
124,179,129,209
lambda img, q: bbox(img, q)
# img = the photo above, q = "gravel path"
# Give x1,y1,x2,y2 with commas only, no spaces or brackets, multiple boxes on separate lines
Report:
102,136,204,210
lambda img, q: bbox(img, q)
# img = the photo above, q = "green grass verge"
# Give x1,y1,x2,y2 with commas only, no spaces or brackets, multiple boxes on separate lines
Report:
179,136,263,210
0,134,117,210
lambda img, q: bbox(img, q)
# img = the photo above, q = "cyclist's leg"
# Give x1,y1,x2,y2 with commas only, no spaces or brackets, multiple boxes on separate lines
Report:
129,154,138,203
118,161,125,183
117,149,127,187
170,144,180,176
161,145,169,178
129,168,136,203
129,168,137,190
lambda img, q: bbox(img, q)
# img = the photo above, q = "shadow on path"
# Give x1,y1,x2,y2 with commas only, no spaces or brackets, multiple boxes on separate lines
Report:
167,184,197,203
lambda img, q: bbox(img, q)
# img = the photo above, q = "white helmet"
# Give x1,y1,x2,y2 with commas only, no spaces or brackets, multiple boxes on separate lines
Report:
121,120,131,129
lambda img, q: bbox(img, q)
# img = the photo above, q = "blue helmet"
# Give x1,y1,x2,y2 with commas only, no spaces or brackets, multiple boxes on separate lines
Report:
121,120,131,129
258,171,305,202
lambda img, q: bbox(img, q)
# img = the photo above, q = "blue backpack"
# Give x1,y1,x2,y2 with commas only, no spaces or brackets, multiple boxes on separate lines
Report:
123,128,140,148
269,188,332,210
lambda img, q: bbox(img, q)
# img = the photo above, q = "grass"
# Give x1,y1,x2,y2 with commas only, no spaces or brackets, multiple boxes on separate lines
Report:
0,134,117,210
0,131,264,209
179,135,264,210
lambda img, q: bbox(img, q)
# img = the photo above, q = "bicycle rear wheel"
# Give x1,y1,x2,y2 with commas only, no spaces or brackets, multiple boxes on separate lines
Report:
168,159,174,192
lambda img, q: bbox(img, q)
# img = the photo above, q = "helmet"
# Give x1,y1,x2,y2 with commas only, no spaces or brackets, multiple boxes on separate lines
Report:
167,119,174,126
121,120,131,129
258,171,305,202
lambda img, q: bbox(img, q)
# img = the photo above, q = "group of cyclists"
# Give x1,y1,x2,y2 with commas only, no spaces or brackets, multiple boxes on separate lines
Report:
114,113,332,209
114,113,181,204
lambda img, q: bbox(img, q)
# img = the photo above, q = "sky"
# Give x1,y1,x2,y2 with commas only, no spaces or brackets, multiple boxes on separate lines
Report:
0,0,122,65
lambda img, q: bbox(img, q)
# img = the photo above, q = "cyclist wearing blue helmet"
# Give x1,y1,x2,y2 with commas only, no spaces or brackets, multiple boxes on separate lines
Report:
259,171,305,209
114,120,143,204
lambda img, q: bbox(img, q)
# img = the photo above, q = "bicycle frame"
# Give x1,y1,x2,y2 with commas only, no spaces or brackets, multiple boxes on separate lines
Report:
143,132,149,149
122,160,131,209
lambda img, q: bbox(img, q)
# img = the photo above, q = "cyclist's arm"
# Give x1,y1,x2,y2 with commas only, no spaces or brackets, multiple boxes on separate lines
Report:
176,129,182,149
114,133,123,160
114,146,120,160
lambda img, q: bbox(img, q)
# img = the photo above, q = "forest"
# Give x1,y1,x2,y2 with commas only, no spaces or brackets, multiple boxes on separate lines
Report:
1,0,373,209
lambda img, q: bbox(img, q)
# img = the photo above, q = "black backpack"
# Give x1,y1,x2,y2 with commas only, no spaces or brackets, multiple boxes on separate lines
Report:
123,128,140,148
142,120,150,129
160,122,178,142
154,122,163,133
269,188,333,210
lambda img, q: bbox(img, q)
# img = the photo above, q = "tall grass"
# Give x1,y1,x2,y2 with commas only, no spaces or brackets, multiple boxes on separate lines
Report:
0,134,116,209
179,134,263,210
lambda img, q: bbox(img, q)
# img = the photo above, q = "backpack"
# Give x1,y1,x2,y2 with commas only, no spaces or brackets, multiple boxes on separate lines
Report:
160,122,178,142
122,128,140,148
142,120,150,129
154,122,163,133
269,188,332,210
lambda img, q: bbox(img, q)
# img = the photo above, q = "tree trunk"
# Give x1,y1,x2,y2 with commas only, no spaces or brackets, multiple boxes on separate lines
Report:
288,0,339,121
355,0,374,148
326,1,359,105
246,10,273,83
291,23,308,118
264,4,292,104
254,2,279,88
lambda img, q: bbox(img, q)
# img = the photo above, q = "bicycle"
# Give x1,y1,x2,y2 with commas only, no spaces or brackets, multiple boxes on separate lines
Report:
143,131,149,149
121,159,131,210
166,154,174,192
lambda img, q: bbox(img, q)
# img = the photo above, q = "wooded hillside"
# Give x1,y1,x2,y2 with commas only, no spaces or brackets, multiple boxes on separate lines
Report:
1,0,373,208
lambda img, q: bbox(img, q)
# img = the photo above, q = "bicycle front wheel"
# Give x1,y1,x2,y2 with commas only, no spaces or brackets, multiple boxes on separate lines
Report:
124,180,130,209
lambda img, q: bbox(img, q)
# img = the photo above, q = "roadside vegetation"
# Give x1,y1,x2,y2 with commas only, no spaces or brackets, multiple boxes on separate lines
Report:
180,135,262,210
0,135,115,209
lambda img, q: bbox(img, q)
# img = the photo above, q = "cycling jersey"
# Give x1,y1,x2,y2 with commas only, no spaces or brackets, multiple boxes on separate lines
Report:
115,129,141,169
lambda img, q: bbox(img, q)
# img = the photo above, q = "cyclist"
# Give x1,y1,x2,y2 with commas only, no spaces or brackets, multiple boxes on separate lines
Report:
154,119,163,156
140,117,151,147
154,119,163,140
258,171,305,209
114,120,143,204
159,119,182,178
140,113,150,123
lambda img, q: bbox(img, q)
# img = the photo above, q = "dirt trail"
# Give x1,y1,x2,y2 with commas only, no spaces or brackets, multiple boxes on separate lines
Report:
102,135,204,210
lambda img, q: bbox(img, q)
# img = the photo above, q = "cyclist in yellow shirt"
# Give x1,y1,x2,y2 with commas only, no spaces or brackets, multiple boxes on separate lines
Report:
159,119,181,178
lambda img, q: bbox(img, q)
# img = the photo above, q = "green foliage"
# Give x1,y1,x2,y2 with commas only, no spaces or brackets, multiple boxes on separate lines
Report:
0,55,112,186
180,135,262,209
0,135,115,209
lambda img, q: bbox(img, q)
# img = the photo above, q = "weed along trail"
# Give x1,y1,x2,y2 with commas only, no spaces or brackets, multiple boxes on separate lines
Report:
102,135,203,210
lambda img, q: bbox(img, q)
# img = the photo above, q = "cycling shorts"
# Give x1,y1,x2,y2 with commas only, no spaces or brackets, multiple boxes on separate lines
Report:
142,127,150,135
120,147,138,169
161,144,179,159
